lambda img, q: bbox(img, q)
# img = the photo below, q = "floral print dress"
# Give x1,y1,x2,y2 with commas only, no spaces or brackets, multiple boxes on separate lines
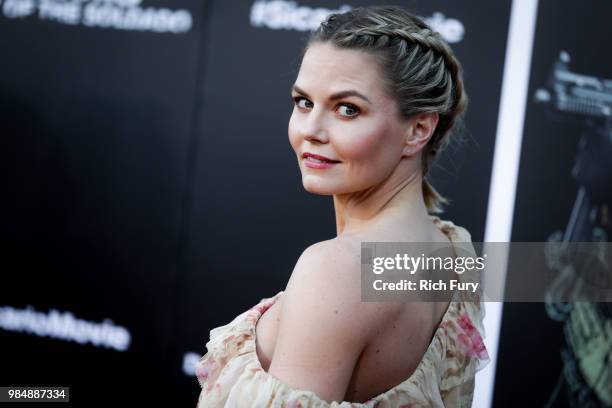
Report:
196,216,490,407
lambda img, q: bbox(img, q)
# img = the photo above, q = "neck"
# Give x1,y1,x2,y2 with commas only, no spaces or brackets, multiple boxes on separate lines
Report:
333,168,430,236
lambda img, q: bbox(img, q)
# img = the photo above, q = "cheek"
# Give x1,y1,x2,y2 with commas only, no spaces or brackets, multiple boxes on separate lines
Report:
334,121,394,161
288,112,301,152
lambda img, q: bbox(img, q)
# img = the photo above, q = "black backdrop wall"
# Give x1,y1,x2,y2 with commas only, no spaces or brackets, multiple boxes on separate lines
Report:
495,1,612,407
1,0,206,404
0,0,531,406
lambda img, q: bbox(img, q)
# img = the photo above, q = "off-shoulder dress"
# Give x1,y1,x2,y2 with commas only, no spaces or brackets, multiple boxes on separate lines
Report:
196,216,490,407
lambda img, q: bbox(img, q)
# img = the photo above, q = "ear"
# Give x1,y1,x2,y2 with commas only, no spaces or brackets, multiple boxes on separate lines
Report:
401,112,439,157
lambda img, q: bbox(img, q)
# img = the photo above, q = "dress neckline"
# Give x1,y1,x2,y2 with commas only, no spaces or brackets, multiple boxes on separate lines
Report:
249,215,462,404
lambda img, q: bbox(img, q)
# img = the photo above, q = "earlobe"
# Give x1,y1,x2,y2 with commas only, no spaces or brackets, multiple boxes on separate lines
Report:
401,144,417,157
401,125,420,157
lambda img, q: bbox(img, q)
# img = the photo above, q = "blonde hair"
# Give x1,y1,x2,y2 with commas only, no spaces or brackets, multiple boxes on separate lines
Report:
308,5,468,214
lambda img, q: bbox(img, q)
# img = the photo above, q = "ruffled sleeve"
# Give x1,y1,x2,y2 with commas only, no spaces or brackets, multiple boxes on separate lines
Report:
195,291,362,407
432,220,491,407
437,300,490,408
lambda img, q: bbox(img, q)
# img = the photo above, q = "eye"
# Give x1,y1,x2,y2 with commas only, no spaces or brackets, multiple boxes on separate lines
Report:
293,96,313,110
336,103,360,118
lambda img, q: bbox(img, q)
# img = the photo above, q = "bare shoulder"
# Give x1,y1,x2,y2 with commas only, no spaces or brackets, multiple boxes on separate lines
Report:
297,238,360,279
282,238,402,341
269,238,404,401
287,237,362,298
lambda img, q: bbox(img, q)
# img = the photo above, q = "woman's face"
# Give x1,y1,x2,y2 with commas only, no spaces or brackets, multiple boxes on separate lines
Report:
288,41,413,196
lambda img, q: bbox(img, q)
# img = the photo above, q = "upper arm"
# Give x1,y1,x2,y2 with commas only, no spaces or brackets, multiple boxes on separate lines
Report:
267,240,395,403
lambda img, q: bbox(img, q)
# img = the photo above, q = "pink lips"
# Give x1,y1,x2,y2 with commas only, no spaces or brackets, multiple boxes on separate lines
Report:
303,152,340,169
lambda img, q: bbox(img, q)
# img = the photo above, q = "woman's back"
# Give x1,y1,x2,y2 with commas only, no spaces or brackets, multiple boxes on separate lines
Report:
196,216,490,407
257,215,457,403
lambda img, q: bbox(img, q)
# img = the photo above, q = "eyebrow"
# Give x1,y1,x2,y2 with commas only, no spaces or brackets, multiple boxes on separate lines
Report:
292,85,372,104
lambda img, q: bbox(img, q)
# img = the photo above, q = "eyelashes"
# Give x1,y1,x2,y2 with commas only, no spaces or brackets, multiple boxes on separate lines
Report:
338,103,359,118
292,96,313,110
291,96,361,119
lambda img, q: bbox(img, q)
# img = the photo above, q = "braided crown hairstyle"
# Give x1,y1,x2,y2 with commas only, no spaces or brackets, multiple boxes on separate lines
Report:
306,5,468,214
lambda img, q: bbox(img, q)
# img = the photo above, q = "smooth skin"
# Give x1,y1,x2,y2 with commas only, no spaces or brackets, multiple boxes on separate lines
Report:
261,42,453,403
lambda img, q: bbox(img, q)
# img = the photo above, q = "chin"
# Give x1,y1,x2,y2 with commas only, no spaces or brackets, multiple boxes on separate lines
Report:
302,176,337,196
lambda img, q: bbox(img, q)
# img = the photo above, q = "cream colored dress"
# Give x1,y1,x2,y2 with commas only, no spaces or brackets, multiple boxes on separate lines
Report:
196,216,490,407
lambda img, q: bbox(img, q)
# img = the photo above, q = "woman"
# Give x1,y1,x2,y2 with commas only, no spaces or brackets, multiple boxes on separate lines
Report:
196,5,489,407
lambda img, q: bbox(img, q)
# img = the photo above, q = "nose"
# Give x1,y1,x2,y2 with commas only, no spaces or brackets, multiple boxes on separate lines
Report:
300,110,329,144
